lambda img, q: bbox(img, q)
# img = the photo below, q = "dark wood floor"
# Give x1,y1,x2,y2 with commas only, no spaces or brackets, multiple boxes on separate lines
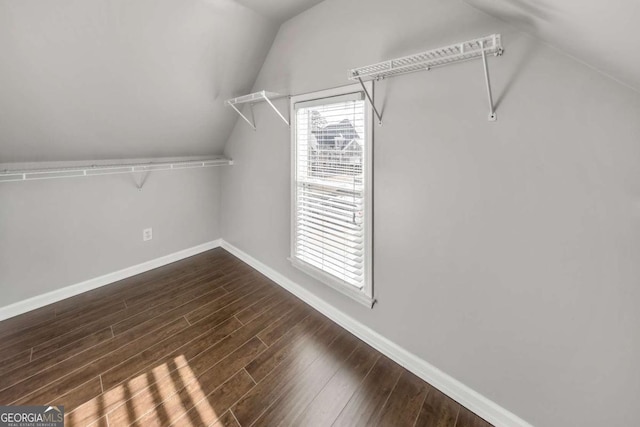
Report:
0,249,492,427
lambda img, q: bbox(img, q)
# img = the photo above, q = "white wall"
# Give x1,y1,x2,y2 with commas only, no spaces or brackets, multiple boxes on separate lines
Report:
0,0,277,162
0,0,274,308
220,0,640,426
0,165,222,306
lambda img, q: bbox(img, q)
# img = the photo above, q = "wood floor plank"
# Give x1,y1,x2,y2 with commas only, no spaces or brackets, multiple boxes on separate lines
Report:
221,271,263,293
69,332,263,427
11,291,128,338
212,410,241,427
56,249,233,320
0,299,126,361
127,339,263,427
231,323,345,426
110,276,270,346
98,259,220,303
0,349,32,376
32,327,113,361
114,270,224,321
245,312,331,383
2,318,189,405
121,268,226,310
251,332,361,427
53,294,127,322
185,279,277,325
256,300,313,346
69,365,197,426
160,369,253,427
0,249,491,427
0,305,56,340
184,291,291,365
54,256,224,321
0,298,196,393
102,283,295,396
0,299,127,360
292,343,380,427
67,411,108,427
331,355,404,427
49,376,103,413
72,292,294,426
230,284,291,325
184,295,300,379
455,407,494,427
9,303,122,359
0,262,223,363
20,264,255,382
100,316,243,392
414,389,461,427
63,386,111,427
234,291,280,325
173,369,255,427
54,250,226,310
377,369,431,427
111,279,228,335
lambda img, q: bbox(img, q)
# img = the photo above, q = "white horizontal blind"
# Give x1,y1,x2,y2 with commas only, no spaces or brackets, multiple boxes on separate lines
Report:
294,95,367,289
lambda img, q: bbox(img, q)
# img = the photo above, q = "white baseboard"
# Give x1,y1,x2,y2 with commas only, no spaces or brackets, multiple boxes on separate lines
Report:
0,239,222,322
220,240,532,427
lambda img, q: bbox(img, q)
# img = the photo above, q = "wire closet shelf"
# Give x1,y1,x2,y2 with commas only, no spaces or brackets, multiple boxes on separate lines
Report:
225,90,289,129
348,34,504,122
0,157,233,184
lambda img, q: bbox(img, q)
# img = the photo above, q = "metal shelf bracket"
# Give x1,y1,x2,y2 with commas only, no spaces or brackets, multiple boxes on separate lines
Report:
225,91,290,129
228,102,256,130
480,38,502,121
133,170,150,191
355,77,383,126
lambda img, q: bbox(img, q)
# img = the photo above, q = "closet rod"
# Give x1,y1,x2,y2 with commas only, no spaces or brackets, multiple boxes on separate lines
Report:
0,157,233,184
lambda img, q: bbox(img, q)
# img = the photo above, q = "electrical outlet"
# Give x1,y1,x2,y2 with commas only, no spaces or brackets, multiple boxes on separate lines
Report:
143,228,153,242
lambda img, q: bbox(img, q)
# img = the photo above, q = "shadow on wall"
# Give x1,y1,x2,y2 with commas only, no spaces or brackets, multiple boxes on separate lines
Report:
463,0,558,30
494,31,539,110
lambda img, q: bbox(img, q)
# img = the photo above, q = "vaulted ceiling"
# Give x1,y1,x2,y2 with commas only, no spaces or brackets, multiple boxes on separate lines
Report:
464,0,640,92
234,0,325,23
1,0,638,163
0,0,283,163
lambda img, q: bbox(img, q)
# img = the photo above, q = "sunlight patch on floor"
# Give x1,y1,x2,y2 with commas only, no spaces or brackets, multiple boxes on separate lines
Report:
168,355,221,426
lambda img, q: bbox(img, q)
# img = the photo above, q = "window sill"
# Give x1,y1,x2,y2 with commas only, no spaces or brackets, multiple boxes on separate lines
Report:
289,258,376,309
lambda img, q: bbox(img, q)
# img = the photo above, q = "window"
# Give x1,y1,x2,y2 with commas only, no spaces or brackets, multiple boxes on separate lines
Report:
290,85,374,307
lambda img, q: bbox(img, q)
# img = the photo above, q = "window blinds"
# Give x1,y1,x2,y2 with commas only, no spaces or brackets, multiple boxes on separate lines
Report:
293,93,367,289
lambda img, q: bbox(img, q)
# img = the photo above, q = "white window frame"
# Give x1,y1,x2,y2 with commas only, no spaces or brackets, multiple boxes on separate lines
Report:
290,83,375,308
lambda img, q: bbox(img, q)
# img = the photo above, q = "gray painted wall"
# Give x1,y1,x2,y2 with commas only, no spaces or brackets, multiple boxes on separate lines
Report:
220,0,640,426
0,0,275,307
0,165,222,306
464,0,640,92
0,0,277,162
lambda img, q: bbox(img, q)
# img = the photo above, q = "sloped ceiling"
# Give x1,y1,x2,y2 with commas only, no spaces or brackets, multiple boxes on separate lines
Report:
463,0,640,92
234,0,325,22
8,0,636,163
0,0,281,163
